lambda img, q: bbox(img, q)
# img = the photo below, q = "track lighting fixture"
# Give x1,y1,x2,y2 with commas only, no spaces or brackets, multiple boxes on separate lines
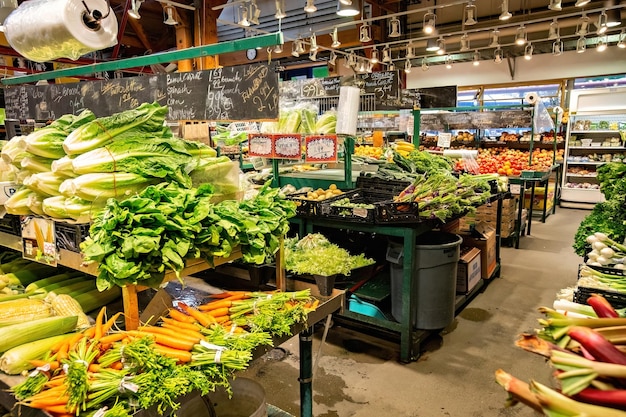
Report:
291,40,301,57
552,38,563,55
370,46,379,64
359,22,372,43
406,42,415,59
577,13,589,36
128,0,143,19
575,0,590,6
304,0,316,14
464,1,477,26
421,58,429,71
499,0,512,20
494,47,503,64
337,1,359,17
472,50,480,66
309,32,318,52
596,36,607,52
549,19,559,40
273,43,283,53
445,55,453,69
548,0,562,11
249,1,260,25
309,49,317,61
329,51,337,65
423,9,436,34
163,5,177,25
597,11,608,34
489,30,499,48
295,37,305,55
576,36,586,53
606,1,622,27
404,59,412,73
357,59,366,74
274,0,286,19
238,6,250,26
382,45,391,63
426,38,440,52
524,43,533,60
331,27,341,48
388,63,395,71
389,16,401,38
460,33,470,51
348,51,357,67
436,37,445,55
515,25,527,45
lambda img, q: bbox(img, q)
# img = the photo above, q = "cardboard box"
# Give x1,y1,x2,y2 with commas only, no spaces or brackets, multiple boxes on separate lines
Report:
457,247,482,294
460,222,497,279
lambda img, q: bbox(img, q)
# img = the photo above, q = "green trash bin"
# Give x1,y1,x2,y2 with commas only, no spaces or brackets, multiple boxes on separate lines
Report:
387,231,463,330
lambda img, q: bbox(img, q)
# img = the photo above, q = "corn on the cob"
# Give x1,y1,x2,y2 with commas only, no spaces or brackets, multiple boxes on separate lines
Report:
0,299,52,326
74,286,122,314
0,333,73,374
46,292,91,329
0,315,78,353
24,271,83,293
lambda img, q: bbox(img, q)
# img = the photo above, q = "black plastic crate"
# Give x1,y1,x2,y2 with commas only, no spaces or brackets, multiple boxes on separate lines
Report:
356,176,412,197
55,221,91,253
574,264,626,309
286,191,348,217
0,215,22,236
374,200,420,224
325,190,379,223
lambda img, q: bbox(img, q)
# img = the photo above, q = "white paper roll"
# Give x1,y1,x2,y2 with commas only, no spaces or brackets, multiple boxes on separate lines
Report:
336,86,360,136
442,149,478,159
4,0,118,62
524,92,538,105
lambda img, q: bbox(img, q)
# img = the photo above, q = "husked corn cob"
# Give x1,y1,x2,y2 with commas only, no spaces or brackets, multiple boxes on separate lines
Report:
46,292,91,329
0,299,52,326
0,315,78,353
0,333,71,374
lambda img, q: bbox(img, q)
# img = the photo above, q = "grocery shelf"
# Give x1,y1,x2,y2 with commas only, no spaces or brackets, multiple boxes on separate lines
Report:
565,174,598,178
571,130,622,134
565,161,606,165
562,186,602,191
568,146,625,150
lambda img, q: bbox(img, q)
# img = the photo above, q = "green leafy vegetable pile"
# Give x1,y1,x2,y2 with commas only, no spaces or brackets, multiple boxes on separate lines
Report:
285,233,375,277
574,162,626,256
81,181,296,290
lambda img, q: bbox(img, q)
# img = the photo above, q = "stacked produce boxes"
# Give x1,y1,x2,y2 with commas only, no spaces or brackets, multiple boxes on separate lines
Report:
460,197,520,238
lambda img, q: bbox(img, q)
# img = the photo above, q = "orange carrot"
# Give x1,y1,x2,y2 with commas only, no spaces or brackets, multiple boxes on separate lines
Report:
55,340,69,361
44,376,67,388
126,330,195,351
153,344,193,363
198,300,233,312
215,315,230,324
29,360,60,371
160,323,205,340
138,326,201,344
82,327,96,338
160,317,202,331
88,363,100,373
110,361,124,370
198,306,231,317
28,397,70,409
42,405,75,414
168,308,196,323
94,307,106,339
66,333,84,350
178,303,215,327
98,333,127,344
208,291,251,299
101,312,123,335
50,334,74,353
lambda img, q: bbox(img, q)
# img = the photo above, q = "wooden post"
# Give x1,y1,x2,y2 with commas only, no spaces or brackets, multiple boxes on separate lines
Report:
122,285,140,330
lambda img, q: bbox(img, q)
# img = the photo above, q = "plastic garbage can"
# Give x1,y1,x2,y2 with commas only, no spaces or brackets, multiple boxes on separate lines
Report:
387,231,463,330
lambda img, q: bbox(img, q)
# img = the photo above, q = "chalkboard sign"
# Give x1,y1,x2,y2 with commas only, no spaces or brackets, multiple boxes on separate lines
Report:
420,113,447,131
400,86,457,109
360,71,398,110
4,63,279,122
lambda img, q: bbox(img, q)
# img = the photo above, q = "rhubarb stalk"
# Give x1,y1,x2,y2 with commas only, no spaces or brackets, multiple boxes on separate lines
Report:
494,369,543,412
588,294,620,318
551,350,626,395
568,326,626,365
531,380,626,416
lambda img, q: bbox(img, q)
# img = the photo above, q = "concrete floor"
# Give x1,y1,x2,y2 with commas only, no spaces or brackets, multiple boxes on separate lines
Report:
240,208,590,417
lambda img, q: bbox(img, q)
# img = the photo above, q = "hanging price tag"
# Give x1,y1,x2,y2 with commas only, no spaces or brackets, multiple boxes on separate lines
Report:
273,134,302,160
437,132,452,148
21,216,57,266
305,135,338,163
248,134,274,158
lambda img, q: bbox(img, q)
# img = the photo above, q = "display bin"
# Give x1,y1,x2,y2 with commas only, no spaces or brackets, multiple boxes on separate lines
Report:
55,221,91,253
387,231,463,329
286,192,347,217
0,214,21,236
574,264,626,309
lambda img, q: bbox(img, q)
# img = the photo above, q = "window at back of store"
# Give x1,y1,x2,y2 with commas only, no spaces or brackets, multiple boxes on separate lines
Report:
574,74,626,89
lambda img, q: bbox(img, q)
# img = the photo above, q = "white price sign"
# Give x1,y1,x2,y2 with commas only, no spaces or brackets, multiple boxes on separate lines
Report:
437,132,452,148
21,217,57,266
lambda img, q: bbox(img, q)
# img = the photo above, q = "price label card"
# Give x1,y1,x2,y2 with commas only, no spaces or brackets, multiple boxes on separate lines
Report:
248,134,274,158
22,217,57,266
305,135,338,163
273,134,302,160
510,184,521,195
437,132,452,148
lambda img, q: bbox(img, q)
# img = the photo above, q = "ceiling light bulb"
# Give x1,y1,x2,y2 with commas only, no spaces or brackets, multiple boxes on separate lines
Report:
348,51,357,67
548,19,559,40
337,1,359,17
436,37,445,55
618,30,626,48
304,0,316,13
597,11,608,34
389,17,401,38
499,0,512,20
575,0,590,6
357,59,367,73
404,59,412,73
445,55,453,69
273,43,283,53
163,6,177,25
489,30,499,48
296,38,305,54
128,0,143,19
309,32,318,52
515,25,527,45
329,51,337,65
464,2,477,26
597,37,607,52
339,0,352,4
472,50,480,66
606,3,622,27
494,48,503,64
238,7,250,26
577,13,589,36
291,40,300,57
524,43,533,60
552,39,563,55
548,0,562,11
382,45,391,62
274,0,286,19
426,38,440,52
370,47,379,64
360,23,372,43
388,63,395,71
331,27,341,48
423,10,436,34
460,33,470,51
421,58,429,71
406,42,415,59
576,36,586,53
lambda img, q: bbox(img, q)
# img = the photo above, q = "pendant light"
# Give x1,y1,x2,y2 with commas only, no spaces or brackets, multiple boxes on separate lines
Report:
618,30,626,48
606,0,622,27
596,36,607,52
274,0,286,19
309,32,318,52
464,1,477,26
330,27,341,48
548,19,559,40
575,0,590,6
163,6,177,25
494,47,503,64
238,6,250,26
388,16,401,38
472,50,480,66
249,0,261,24
499,0,512,20
576,36,587,53
421,58,429,71
359,22,372,43
348,51,357,67
388,62,395,71
404,59,412,73
291,40,301,57
304,0,316,14
552,38,563,55
515,25,527,45
460,33,470,51
576,13,589,36
436,37,445,55
382,45,391,63
337,0,359,17
445,55,453,69
423,9,436,34
128,0,144,19
548,0,562,11
597,11,608,34
329,51,337,65
426,38,440,52
489,30,499,48
524,43,533,60
405,42,415,59
370,46,379,64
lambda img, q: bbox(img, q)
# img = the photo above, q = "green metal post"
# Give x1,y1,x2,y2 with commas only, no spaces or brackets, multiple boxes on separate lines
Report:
299,327,314,417
271,159,281,189
343,136,354,189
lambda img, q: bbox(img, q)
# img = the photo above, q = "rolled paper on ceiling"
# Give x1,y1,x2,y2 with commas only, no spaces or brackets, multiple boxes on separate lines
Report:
3,0,118,63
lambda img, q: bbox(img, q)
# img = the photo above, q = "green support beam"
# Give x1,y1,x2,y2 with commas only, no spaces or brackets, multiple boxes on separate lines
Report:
1,32,284,85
